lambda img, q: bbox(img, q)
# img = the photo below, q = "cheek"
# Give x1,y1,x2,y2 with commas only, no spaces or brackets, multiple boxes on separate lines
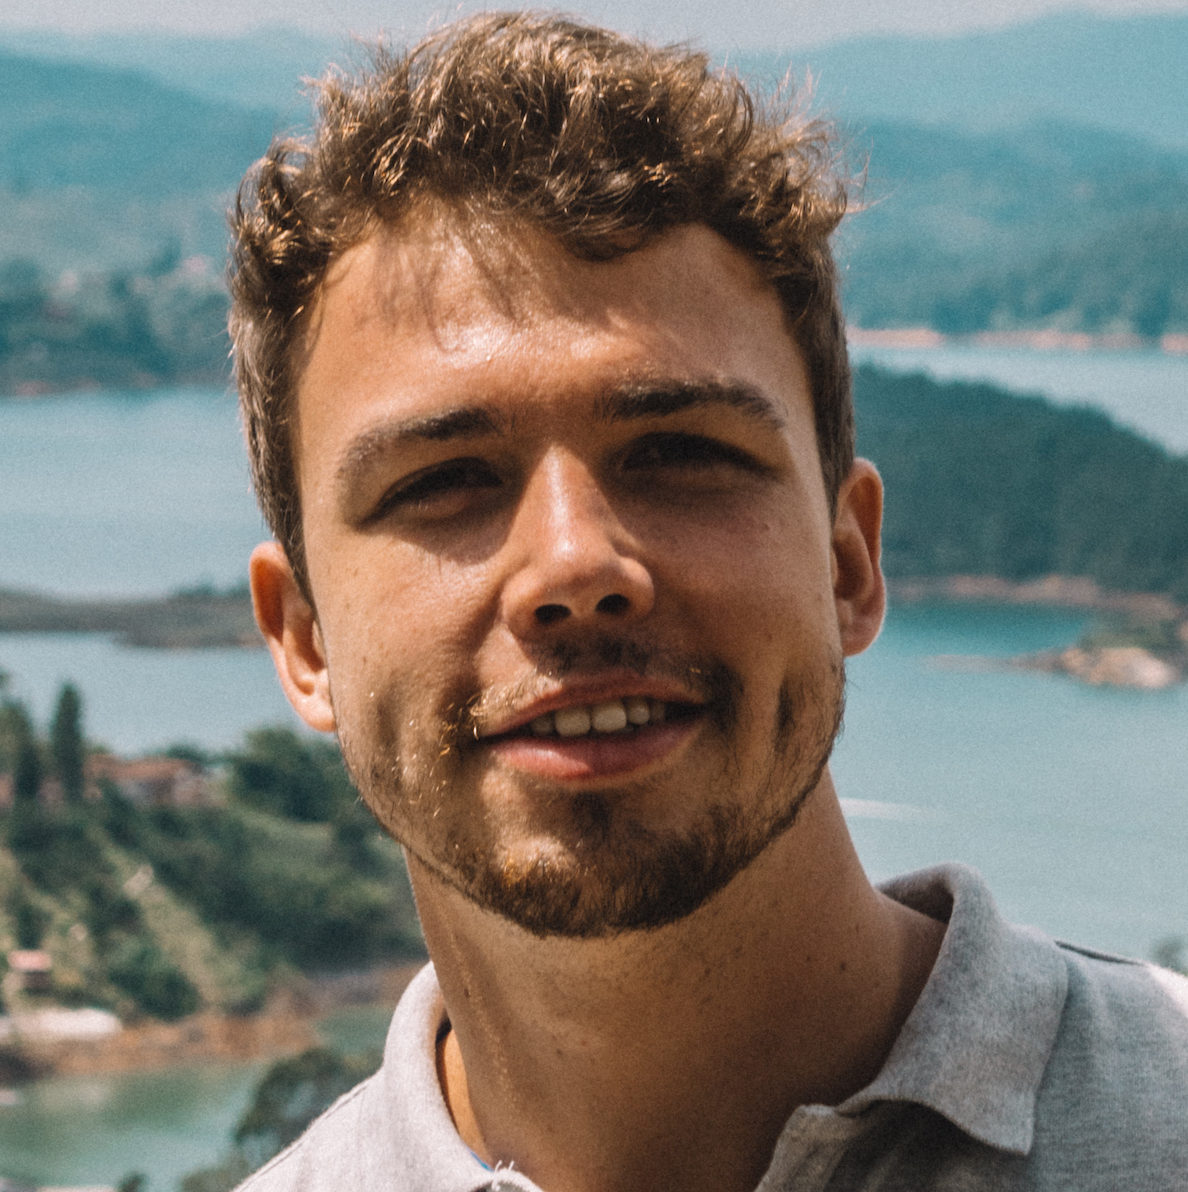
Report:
658,513,832,641
320,557,494,705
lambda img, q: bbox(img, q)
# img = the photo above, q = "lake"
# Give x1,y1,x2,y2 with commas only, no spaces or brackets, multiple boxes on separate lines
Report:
1,346,1186,1188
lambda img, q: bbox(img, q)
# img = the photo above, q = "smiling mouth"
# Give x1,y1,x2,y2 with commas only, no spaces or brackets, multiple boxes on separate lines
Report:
483,697,701,742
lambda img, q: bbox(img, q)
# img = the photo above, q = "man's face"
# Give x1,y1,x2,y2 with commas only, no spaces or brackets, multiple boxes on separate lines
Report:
258,218,881,937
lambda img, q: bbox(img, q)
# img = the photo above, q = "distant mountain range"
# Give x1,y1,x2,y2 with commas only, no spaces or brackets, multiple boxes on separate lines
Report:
745,10,1188,151
0,24,338,117
0,10,1184,339
4,10,1185,146
0,46,280,273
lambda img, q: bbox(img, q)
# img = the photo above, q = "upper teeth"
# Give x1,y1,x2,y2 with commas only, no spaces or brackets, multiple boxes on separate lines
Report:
530,697,667,738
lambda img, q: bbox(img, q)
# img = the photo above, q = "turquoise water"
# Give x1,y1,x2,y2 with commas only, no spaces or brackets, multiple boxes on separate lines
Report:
0,1003,396,1192
0,1060,266,1189
0,385,265,598
837,601,1188,955
0,357,1185,1188
0,631,302,753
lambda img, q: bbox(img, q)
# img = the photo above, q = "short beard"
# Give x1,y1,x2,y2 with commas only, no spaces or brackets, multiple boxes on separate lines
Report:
451,801,775,938
340,641,845,940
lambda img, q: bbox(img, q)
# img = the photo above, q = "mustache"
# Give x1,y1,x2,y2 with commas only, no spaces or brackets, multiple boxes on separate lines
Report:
444,635,743,744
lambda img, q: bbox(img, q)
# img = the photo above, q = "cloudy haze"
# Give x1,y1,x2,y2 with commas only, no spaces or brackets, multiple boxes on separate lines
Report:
3,0,1186,48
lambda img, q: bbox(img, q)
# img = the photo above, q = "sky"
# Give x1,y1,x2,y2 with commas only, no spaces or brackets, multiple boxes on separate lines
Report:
2,0,1186,49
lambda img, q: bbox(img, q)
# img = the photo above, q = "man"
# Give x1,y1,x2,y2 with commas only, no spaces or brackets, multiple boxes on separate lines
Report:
230,13,1188,1190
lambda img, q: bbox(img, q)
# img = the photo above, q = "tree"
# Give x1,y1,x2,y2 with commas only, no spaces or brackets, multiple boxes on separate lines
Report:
226,727,355,822
0,690,27,773
107,936,200,1020
9,701,42,808
50,682,85,803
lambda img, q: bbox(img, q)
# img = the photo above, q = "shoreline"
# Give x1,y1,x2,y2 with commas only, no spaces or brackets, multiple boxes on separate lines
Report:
847,326,1188,355
886,574,1183,621
3,576,1182,649
4,962,423,1080
3,579,1184,687
888,576,1187,688
1,329,1185,403
0,586,260,650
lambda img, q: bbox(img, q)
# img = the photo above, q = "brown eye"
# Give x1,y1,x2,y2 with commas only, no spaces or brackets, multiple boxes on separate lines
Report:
623,432,764,474
373,458,501,520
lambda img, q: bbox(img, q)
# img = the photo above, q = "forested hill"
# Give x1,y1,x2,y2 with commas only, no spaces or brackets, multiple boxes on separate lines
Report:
0,723,423,1025
0,368,1182,633
0,12,1186,353
854,365,1188,601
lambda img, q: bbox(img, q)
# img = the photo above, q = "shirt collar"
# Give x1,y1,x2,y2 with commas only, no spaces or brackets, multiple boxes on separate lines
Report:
378,964,531,1192
838,864,1069,1155
380,865,1068,1182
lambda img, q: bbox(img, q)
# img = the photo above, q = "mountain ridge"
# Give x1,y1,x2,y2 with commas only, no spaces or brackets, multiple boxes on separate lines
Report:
1,10,1185,144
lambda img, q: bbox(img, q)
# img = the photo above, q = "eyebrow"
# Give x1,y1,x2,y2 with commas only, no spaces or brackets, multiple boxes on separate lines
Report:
334,377,786,490
335,406,506,486
597,380,788,432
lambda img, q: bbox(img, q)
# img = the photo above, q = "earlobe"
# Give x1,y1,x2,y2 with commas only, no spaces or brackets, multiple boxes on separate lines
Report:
832,459,887,657
249,542,337,733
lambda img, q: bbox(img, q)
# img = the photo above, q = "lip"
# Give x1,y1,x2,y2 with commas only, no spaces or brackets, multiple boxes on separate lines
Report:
473,673,706,740
480,716,703,782
471,672,708,783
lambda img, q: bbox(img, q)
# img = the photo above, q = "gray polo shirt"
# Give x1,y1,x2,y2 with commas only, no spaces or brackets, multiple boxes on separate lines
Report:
237,865,1188,1190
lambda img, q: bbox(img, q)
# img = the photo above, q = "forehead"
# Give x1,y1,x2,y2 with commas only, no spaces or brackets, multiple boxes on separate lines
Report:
294,217,810,439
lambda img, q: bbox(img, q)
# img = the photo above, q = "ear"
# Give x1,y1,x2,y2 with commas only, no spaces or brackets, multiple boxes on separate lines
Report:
249,541,336,733
831,459,886,657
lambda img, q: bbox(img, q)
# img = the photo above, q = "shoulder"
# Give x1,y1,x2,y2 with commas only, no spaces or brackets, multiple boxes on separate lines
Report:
1032,945,1188,1176
233,1071,384,1192
1053,944,1182,1058
1049,942,1188,1078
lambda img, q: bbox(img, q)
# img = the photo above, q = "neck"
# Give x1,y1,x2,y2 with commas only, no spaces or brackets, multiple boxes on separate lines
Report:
412,777,944,1192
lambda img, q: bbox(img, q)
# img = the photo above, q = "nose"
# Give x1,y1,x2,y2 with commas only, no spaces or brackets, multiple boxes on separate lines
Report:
500,450,655,639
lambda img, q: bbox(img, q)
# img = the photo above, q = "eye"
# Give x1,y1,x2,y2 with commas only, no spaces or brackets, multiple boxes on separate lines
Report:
371,457,502,522
621,432,766,475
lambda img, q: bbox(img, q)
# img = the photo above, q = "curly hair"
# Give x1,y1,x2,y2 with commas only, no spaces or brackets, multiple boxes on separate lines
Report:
229,11,852,592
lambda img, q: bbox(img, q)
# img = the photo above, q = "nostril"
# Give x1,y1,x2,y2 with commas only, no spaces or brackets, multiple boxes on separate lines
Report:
596,593,630,616
535,603,570,625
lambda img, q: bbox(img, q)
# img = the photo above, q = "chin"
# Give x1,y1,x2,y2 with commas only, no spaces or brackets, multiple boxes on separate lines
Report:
432,780,820,939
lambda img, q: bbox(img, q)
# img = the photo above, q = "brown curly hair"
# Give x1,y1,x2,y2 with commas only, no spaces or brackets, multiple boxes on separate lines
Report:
229,11,852,592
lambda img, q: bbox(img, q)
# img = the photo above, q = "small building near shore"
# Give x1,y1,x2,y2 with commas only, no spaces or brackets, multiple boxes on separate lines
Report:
87,755,213,807
5,950,52,995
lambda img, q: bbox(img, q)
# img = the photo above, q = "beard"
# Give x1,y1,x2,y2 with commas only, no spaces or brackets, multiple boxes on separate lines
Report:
337,638,846,940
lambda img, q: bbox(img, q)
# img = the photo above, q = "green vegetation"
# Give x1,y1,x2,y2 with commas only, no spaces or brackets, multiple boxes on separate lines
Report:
1,31,1187,395
0,687,424,1023
227,728,356,824
854,365,1188,600
837,119,1188,339
0,584,258,648
0,48,276,276
0,255,230,394
50,683,85,804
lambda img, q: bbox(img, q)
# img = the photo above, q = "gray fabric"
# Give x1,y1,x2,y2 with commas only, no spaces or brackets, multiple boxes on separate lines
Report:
235,865,1188,1191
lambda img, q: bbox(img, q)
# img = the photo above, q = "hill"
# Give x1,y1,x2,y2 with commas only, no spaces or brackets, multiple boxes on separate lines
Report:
739,10,1188,151
0,718,424,1029
0,11,1185,359
0,49,280,272
4,12,1185,149
838,120,1188,336
0,25,339,116
854,365,1188,600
